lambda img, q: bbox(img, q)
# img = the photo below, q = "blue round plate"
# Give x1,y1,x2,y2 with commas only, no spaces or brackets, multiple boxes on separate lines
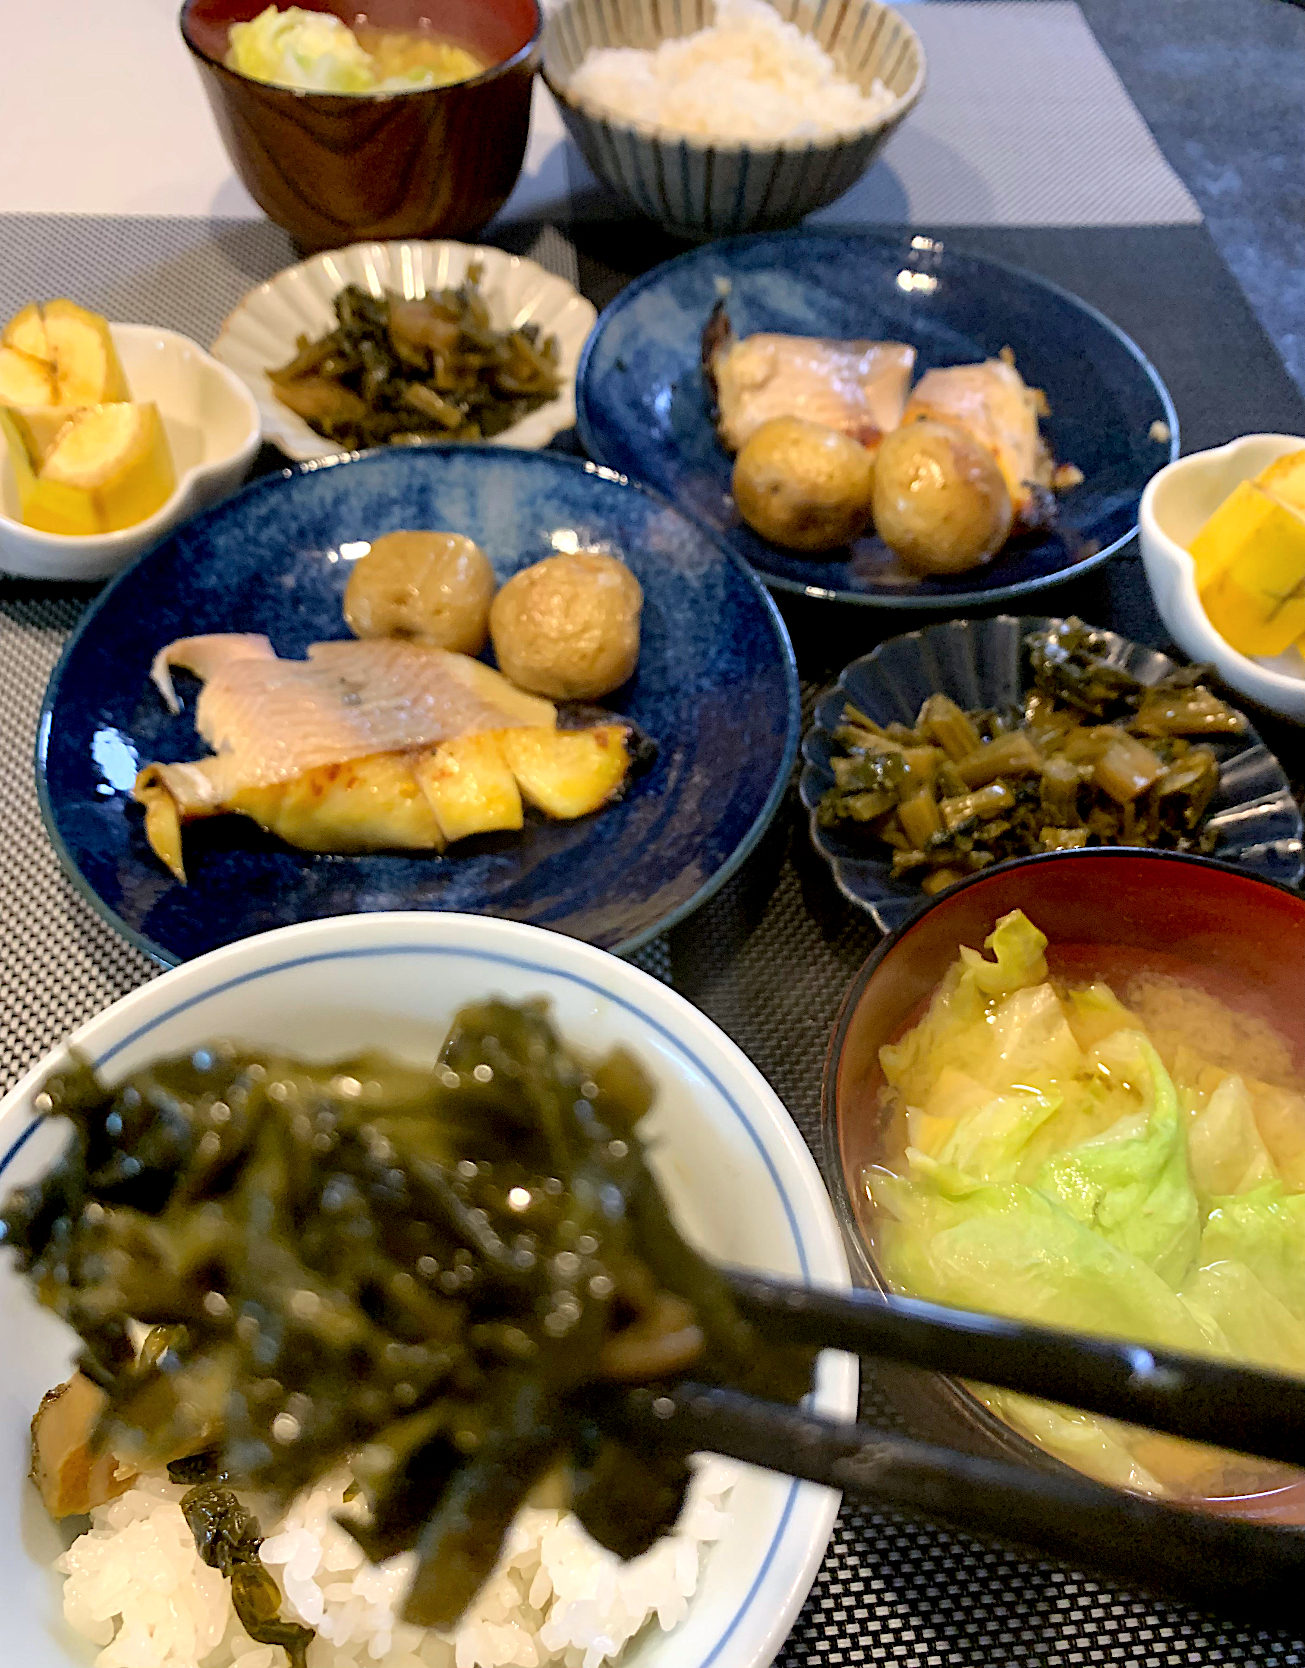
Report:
799,615,1304,933
576,230,1179,608
38,446,800,966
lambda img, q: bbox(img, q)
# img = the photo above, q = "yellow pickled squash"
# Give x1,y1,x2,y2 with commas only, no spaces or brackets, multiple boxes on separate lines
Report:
0,299,129,408
1258,449,1305,515
1191,448,1305,657
0,402,176,536
1189,480,1282,588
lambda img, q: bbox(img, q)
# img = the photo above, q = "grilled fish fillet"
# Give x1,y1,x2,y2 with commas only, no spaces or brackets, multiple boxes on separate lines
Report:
903,358,1054,522
149,634,556,793
703,304,915,454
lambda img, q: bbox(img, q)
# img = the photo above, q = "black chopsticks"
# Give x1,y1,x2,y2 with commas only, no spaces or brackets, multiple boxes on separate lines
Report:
616,1384,1305,1626
728,1272,1305,1471
598,1273,1305,1623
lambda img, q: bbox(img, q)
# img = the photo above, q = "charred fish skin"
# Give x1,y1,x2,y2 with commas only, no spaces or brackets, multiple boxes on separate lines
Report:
701,299,734,432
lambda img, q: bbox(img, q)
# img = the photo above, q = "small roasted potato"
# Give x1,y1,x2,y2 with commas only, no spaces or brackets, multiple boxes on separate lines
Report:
490,551,642,700
732,416,876,553
344,530,496,654
871,417,1014,574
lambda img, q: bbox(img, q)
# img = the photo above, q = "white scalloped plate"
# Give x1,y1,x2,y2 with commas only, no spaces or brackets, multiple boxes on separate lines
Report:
212,241,598,462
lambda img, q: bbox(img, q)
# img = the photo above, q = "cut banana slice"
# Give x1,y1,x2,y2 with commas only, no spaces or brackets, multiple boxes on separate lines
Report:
42,300,130,406
0,300,129,408
0,346,57,407
1,402,176,536
2,304,51,361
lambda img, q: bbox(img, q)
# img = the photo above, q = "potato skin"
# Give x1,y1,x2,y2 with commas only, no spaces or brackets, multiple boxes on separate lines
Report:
344,530,496,654
732,417,876,553
490,551,643,700
871,418,1014,574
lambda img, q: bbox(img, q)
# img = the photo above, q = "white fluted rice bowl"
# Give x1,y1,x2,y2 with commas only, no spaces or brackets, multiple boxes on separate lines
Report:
0,911,855,1668
542,0,925,240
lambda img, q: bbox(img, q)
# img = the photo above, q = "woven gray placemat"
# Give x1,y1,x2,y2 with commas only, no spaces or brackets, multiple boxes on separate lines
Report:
0,592,160,1085
810,1,1201,228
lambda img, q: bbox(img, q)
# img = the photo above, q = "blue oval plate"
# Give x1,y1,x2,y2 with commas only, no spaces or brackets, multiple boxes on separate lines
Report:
799,615,1304,933
576,230,1179,608
38,446,800,966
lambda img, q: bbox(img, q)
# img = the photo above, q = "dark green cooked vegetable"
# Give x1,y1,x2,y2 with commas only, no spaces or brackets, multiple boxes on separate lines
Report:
1,1000,816,1639
816,618,1247,891
182,1482,314,1668
268,270,562,449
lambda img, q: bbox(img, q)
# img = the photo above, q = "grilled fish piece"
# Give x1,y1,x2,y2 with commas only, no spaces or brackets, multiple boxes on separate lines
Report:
702,302,915,454
135,726,638,882
902,355,1055,526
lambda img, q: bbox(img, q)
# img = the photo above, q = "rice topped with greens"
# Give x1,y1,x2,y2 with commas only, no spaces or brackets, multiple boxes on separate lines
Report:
58,1460,736,1668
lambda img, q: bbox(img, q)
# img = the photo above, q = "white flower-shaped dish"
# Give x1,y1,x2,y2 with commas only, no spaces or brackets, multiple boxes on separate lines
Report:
213,241,599,463
1139,433,1305,723
0,324,261,582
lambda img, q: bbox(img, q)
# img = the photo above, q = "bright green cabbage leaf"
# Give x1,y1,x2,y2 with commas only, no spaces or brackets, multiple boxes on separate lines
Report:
1034,1031,1199,1287
1198,1185,1305,1323
869,1158,1221,1354
227,5,440,93
1182,1258,1305,1375
867,909,1305,1496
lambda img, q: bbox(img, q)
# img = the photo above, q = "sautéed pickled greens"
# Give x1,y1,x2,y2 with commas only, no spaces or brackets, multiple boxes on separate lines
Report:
866,910,1305,1499
0,1000,816,1636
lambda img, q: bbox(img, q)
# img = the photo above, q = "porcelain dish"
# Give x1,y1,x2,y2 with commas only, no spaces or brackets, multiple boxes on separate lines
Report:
1140,433,1305,724
542,0,925,240
212,240,598,463
0,322,260,582
38,444,800,966
0,909,857,1668
578,229,1178,606
798,614,1304,933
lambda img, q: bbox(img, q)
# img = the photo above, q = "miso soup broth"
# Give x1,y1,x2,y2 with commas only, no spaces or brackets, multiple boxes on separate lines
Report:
226,6,488,94
853,909,1305,1516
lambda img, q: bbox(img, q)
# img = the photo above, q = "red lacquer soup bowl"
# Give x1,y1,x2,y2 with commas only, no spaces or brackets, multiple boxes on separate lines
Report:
181,0,542,251
822,847,1305,1522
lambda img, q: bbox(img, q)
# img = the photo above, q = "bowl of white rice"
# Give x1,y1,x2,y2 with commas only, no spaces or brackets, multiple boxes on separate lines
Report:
541,0,925,239
0,910,857,1668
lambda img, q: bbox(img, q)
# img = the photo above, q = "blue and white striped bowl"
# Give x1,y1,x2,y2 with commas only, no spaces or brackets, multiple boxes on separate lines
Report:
0,911,856,1668
542,0,925,240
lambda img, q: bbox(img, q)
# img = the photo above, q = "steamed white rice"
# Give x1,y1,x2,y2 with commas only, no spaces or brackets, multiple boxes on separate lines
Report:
567,0,897,143
56,1459,736,1668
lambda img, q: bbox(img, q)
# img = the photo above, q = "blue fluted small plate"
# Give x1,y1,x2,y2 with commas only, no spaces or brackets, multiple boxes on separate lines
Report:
576,230,1178,608
38,446,799,966
799,616,1304,933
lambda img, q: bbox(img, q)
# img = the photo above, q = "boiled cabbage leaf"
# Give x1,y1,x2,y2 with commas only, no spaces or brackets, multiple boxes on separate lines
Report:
1188,1074,1278,1200
1198,1185,1305,1323
869,1159,1220,1354
1034,1031,1199,1287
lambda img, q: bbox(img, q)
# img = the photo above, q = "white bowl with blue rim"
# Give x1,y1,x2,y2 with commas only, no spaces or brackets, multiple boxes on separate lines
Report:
0,910,856,1668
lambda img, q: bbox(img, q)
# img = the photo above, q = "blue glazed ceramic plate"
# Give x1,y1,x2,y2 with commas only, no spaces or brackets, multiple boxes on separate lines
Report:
38,446,800,966
577,230,1179,607
799,616,1304,933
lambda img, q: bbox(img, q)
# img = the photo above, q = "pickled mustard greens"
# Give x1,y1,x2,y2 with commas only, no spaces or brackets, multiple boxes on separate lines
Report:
866,909,1305,1499
268,275,562,450
0,1000,815,1635
817,618,1246,894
